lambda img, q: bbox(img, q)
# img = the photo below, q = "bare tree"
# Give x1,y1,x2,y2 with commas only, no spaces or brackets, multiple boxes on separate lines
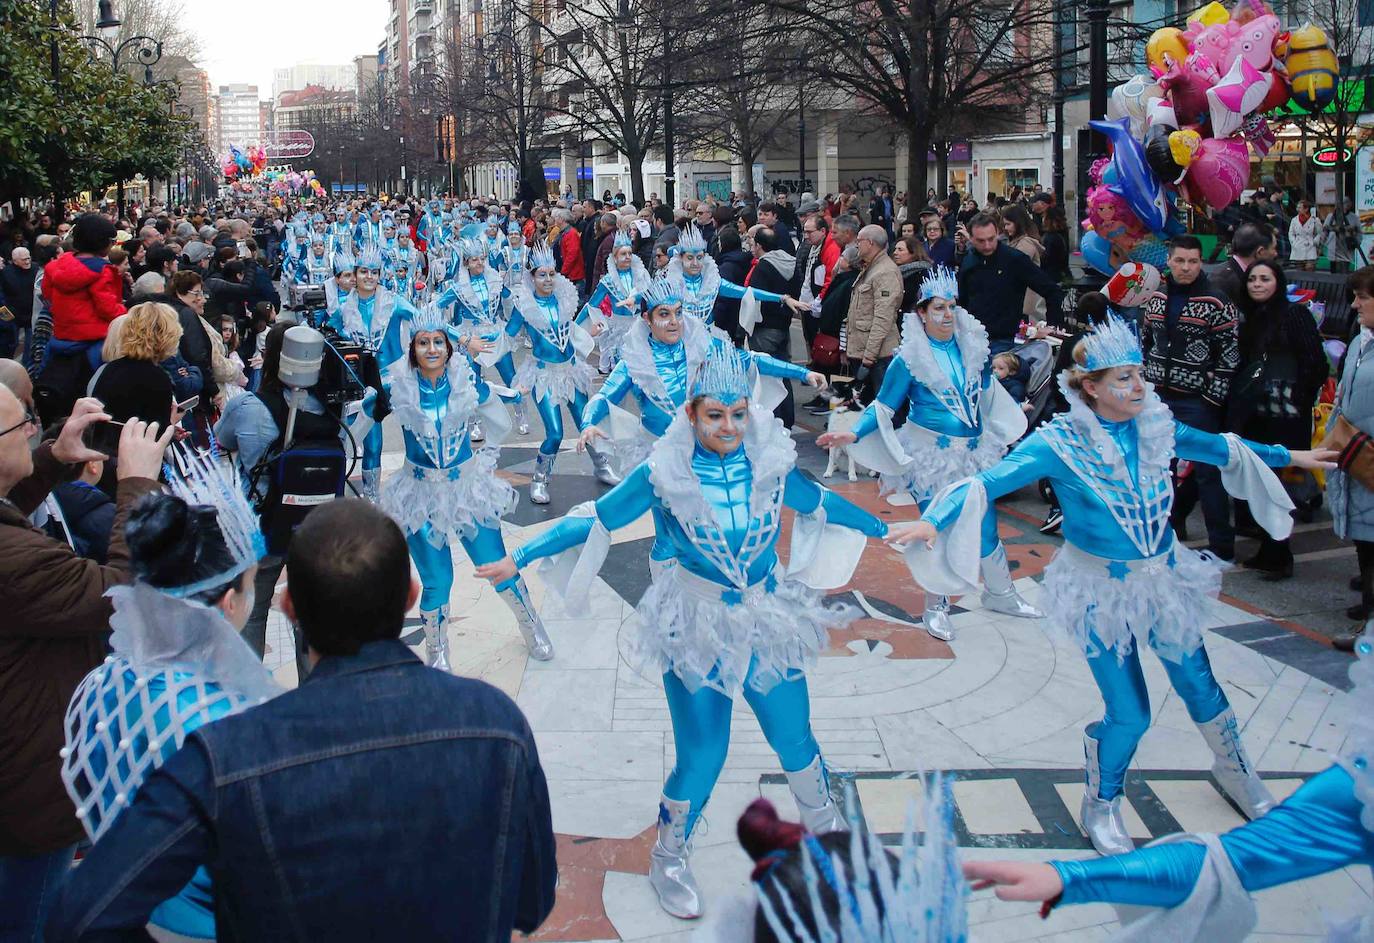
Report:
759,0,1060,196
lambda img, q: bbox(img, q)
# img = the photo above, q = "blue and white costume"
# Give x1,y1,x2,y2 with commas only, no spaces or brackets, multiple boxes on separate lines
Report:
328,210,353,253
354,305,554,667
433,238,524,439
354,207,384,249
494,225,529,304
295,237,332,289
59,449,280,942
417,200,445,249
326,247,418,502
1042,639,1374,940
666,224,785,327
583,230,651,370
505,242,618,503
508,342,888,918
847,267,1038,640
915,314,1298,857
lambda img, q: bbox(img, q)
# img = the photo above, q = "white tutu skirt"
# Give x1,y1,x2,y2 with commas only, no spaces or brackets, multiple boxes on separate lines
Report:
596,315,636,370
628,564,857,697
513,356,599,407
1042,542,1226,664
882,426,1005,501
381,450,517,548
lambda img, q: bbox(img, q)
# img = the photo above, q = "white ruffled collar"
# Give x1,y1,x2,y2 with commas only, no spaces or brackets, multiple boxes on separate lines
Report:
647,403,796,529
107,582,281,705
669,256,722,308
384,355,479,441
514,275,580,334
1055,370,1175,485
617,317,713,413
601,256,651,297
896,307,988,413
454,267,505,320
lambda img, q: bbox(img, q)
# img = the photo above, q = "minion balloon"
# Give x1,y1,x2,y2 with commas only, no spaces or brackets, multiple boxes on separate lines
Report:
1285,24,1338,111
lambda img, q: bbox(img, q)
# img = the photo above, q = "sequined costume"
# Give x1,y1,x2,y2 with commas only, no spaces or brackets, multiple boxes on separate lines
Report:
1044,639,1374,941
848,294,1037,640
583,238,652,370
504,252,616,502
665,226,786,326
354,316,553,666
58,451,280,942
919,373,1297,856
509,346,887,917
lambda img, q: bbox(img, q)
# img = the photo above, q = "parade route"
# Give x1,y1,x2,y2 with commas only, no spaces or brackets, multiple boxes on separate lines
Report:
249,413,1369,942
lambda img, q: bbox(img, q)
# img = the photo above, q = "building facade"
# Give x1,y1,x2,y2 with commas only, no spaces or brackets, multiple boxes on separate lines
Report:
217,83,263,152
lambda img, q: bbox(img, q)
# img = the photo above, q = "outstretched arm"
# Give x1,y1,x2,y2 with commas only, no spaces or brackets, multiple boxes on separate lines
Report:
783,469,888,537
849,356,914,440
505,464,657,571
1173,421,1333,470
582,362,634,428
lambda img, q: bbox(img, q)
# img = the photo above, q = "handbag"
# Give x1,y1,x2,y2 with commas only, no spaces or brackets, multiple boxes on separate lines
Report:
1319,413,1374,491
810,332,842,371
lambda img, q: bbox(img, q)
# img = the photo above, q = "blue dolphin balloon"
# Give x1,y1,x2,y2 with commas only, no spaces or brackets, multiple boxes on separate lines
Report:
1090,116,1169,235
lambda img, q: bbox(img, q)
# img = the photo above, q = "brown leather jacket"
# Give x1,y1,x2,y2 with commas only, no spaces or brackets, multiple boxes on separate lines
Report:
0,444,159,855
845,250,904,363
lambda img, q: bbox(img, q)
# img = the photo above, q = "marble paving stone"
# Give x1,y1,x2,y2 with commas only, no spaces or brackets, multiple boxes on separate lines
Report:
1144,778,1247,834
601,842,754,941
873,709,995,770
518,669,617,732
537,731,665,783
1053,783,1151,841
853,778,926,834
547,780,666,840
952,778,1042,835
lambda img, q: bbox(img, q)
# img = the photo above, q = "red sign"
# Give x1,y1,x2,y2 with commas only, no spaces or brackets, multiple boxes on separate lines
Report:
264,130,315,161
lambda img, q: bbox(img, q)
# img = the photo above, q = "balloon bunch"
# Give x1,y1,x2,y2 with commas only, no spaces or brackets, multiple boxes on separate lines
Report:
220,144,270,182
1080,0,1338,275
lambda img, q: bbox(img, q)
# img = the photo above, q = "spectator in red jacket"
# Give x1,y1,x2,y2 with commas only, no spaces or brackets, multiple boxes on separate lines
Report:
42,214,125,346
552,209,585,288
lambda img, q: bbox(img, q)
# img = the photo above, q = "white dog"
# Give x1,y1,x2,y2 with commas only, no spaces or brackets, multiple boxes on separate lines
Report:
822,401,863,481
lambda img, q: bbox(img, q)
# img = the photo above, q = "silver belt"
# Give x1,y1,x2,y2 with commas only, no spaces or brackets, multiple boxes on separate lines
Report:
1061,543,1175,579
673,564,776,607
408,462,463,483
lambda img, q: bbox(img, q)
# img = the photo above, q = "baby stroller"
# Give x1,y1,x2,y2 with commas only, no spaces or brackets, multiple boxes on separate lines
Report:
1005,338,1058,438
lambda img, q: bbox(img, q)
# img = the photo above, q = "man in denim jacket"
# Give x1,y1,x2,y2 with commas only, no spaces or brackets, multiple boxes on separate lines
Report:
48,500,558,942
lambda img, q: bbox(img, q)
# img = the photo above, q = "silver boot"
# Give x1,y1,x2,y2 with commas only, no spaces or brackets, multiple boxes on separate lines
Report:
785,755,846,834
649,795,702,919
498,578,554,661
361,467,382,504
530,452,555,505
585,441,622,486
420,607,451,672
1198,708,1275,819
513,399,530,436
469,416,485,443
1081,727,1134,856
924,594,954,641
980,545,1044,618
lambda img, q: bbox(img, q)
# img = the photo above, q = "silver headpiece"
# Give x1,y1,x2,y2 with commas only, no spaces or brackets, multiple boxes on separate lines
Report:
354,245,384,272
1081,311,1143,371
640,274,682,312
162,445,265,599
528,240,555,270
459,237,488,261
613,228,635,249
332,251,355,275
918,265,959,303
690,338,752,403
676,223,708,254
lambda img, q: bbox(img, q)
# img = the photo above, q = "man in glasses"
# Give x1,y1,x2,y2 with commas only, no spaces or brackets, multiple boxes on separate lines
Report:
0,381,174,940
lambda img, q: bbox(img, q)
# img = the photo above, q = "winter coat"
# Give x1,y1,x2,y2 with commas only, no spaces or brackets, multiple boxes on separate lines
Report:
1330,332,1374,541
845,251,903,363
89,357,175,429
0,264,37,326
1141,274,1240,407
50,481,116,564
41,253,125,342
1010,234,1045,317
0,444,160,855
1288,214,1321,262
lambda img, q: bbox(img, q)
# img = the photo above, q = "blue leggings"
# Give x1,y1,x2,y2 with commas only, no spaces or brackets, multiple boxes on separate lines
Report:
533,390,590,456
361,422,384,472
488,353,522,405
917,495,1000,558
663,665,820,835
406,522,517,612
1085,629,1231,800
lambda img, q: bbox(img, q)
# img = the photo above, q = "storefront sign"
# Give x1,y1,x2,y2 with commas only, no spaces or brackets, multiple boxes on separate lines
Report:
1356,146,1374,261
1312,146,1353,168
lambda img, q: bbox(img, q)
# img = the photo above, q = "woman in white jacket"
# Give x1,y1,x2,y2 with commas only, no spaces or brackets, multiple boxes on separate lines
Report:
1288,199,1321,270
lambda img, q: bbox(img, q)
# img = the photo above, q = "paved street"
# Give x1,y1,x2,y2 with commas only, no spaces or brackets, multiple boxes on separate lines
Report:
247,363,1368,941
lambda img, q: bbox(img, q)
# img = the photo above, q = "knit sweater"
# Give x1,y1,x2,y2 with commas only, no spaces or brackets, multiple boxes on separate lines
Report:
1140,275,1240,407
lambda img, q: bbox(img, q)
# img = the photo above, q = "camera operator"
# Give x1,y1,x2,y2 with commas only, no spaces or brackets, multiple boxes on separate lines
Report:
215,322,348,679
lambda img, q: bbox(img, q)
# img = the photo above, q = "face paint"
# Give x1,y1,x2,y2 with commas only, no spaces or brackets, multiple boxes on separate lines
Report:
413,331,450,372
682,251,704,276
532,265,556,296
467,256,485,276
921,296,956,338
692,397,750,455
356,268,379,292
648,303,684,343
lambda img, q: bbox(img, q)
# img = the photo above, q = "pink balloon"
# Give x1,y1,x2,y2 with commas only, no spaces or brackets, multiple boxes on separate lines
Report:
1182,137,1250,210
1220,15,1280,73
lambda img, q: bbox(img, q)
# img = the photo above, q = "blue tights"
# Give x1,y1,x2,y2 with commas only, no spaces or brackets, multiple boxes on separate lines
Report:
663,665,820,835
490,353,522,405
406,522,517,612
1085,629,1231,800
917,495,1000,558
533,390,590,456
361,422,384,472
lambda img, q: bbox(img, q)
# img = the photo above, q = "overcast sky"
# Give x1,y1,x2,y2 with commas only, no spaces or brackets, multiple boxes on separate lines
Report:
181,1,388,96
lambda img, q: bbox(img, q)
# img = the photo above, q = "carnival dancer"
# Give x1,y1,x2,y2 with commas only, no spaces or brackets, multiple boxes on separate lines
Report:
666,224,805,327
329,207,353,252
355,204,384,248
351,302,555,667
817,266,1040,641
505,241,618,504
582,229,653,371
963,639,1374,941
326,246,418,501
892,314,1335,857
495,221,529,306
579,275,825,475
295,233,333,291
60,446,280,941
477,340,890,919
417,198,445,251
434,237,528,438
